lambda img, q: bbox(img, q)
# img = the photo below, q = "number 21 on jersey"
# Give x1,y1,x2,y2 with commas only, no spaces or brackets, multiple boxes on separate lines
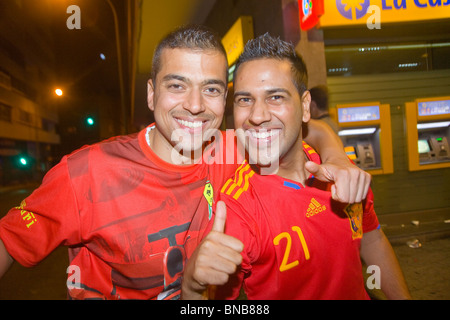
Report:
273,226,310,272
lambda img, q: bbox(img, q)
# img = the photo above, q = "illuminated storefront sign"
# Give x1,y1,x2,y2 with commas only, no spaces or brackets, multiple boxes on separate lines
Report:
320,0,450,27
221,16,254,67
299,0,324,30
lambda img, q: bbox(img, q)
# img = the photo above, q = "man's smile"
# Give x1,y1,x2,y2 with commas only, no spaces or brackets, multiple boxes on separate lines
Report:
245,128,282,144
175,118,204,129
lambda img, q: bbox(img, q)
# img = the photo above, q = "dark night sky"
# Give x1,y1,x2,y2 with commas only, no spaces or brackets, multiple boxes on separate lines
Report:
51,0,124,97
36,0,130,154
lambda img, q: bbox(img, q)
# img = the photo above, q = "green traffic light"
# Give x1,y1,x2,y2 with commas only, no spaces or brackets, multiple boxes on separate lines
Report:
19,157,27,166
86,117,94,126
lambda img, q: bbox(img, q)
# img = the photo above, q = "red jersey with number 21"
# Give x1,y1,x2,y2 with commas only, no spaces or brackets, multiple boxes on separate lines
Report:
216,142,380,300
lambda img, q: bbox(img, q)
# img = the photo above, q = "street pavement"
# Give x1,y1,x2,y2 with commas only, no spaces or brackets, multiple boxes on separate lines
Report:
373,211,450,300
363,236,450,300
391,237,450,300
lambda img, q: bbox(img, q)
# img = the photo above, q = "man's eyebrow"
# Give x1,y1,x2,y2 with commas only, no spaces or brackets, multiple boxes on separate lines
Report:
162,74,189,83
202,79,227,89
266,88,291,96
234,90,251,97
234,88,291,97
161,74,226,89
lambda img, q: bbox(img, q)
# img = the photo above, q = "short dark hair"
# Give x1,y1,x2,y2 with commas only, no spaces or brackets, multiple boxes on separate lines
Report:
309,85,329,111
151,25,228,83
233,33,308,95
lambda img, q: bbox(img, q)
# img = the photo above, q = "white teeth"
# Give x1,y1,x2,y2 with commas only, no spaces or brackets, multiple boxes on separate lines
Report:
176,119,203,128
249,130,279,139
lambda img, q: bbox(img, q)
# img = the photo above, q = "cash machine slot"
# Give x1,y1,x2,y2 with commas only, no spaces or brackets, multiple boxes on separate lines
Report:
406,97,450,171
343,136,377,169
334,103,393,175
417,126,450,164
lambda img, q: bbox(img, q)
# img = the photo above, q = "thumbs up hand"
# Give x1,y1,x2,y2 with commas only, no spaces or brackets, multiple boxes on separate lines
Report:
181,201,244,300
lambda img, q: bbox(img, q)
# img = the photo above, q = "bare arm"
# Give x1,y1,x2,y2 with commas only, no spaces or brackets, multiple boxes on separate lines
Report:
360,228,412,300
0,239,13,279
303,119,371,203
304,119,345,163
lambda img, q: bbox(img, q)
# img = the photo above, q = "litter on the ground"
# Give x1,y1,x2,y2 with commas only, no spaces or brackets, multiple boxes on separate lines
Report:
406,239,422,248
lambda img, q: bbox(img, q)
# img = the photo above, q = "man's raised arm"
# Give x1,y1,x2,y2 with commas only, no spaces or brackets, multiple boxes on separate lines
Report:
303,119,371,203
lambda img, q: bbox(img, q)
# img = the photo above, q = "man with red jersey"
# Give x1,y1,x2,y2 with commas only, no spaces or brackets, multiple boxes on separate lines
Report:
182,34,411,300
0,26,370,300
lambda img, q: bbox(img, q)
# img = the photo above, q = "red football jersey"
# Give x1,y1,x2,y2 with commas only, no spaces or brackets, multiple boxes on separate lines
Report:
216,142,380,300
0,125,238,299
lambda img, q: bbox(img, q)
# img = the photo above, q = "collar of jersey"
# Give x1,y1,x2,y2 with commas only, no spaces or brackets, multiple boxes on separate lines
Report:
248,161,315,191
138,123,204,173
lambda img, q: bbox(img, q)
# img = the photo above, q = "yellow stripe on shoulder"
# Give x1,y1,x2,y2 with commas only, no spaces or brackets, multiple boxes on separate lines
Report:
221,162,255,200
232,170,254,200
302,142,317,155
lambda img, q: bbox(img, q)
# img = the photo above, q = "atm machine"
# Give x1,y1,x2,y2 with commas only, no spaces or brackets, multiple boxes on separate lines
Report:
331,102,394,175
405,96,450,171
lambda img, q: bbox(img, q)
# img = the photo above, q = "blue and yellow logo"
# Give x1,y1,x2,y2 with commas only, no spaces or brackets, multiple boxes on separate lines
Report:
302,0,314,17
336,0,371,20
321,0,450,27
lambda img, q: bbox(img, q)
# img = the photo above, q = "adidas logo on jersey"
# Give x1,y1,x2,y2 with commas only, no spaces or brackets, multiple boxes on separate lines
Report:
306,198,326,218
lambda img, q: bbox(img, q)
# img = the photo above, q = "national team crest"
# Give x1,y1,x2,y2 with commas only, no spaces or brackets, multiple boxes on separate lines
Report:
203,181,213,220
344,203,363,239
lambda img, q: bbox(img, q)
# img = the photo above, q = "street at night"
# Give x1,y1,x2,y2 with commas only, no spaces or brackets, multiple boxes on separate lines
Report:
0,0,449,303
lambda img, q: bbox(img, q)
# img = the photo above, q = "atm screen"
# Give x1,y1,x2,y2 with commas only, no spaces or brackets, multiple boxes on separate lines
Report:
344,146,357,160
338,106,380,123
417,100,450,117
418,139,431,153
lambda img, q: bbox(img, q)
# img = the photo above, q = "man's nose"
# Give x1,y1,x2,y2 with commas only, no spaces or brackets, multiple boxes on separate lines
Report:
248,100,271,125
184,89,205,114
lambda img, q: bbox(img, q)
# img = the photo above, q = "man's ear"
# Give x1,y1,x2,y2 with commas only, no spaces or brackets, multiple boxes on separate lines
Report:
302,90,311,122
147,79,155,111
